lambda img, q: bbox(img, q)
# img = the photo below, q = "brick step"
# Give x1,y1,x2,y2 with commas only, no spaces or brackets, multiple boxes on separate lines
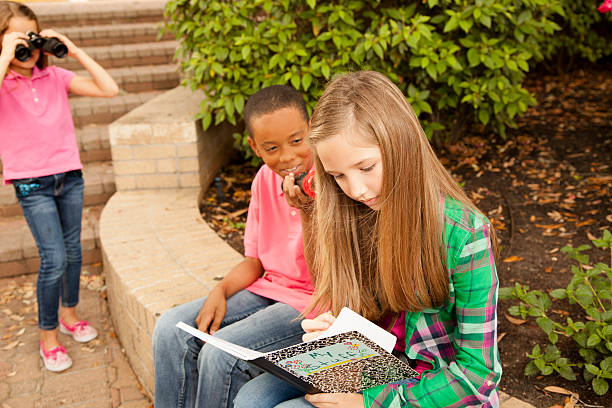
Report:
70,91,164,127
0,161,115,218
51,41,178,71
58,22,174,47
73,64,181,95
76,124,111,164
0,204,104,279
31,0,167,28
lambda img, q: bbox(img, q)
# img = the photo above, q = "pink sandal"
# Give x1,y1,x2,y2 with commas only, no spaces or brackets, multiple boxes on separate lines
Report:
40,341,72,372
59,319,98,343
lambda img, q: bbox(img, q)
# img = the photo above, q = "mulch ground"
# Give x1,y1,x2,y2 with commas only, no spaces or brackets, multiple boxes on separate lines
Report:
200,62,612,407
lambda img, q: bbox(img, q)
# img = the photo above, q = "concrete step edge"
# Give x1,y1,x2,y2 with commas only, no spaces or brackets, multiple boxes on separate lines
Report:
73,64,181,92
51,41,178,70
31,1,167,27
56,22,172,45
69,90,165,127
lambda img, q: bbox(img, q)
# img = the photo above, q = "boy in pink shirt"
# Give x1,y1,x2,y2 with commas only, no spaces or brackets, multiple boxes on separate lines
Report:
153,85,314,408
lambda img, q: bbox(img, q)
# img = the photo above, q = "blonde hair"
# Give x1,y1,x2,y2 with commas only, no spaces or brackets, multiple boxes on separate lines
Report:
0,1,47,70
307,71,496,321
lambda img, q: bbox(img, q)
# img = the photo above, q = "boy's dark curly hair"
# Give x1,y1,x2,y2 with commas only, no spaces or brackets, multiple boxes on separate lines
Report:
243,85,308,138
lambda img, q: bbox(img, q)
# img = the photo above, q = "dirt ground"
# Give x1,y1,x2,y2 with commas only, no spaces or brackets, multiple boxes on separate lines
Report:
200,62,612,407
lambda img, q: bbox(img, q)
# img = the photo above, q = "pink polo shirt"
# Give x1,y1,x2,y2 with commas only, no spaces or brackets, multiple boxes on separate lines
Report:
244,164,314,316
0,66,81,184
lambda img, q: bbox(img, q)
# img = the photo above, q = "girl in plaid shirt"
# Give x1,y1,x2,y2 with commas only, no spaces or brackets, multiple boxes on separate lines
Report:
234,70,502,408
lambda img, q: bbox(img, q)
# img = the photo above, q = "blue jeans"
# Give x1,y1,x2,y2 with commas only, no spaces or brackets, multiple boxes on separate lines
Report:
234,373,311,408
152,290,305,408
13,170,84,330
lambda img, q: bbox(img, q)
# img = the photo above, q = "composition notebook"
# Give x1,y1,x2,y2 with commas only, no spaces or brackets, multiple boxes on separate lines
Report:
176,308,418,394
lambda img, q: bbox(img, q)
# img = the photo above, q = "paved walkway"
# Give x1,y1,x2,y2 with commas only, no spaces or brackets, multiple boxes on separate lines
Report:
0,270,151,408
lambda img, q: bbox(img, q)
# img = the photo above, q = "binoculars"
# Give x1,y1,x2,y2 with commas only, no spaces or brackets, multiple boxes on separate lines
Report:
15,31,68,62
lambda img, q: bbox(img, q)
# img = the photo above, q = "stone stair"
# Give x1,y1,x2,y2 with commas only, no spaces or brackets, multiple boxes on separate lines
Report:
0,0,179,278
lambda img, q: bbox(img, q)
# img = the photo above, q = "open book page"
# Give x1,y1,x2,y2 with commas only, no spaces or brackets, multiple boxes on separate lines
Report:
313,307,396,353
175,322,264,360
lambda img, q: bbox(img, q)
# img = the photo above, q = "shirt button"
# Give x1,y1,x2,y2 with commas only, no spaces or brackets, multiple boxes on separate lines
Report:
32,88,36,92
290,210,296,216
34,98,39,102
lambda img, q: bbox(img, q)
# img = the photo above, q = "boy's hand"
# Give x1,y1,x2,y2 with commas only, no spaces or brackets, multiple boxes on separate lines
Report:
38,29,79,56
282,173,313,210
301,311,336,342
195,286,227,334
305,392,364,407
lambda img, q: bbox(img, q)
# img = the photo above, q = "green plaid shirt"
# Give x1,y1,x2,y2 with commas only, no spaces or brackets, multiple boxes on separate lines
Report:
363,196,502,407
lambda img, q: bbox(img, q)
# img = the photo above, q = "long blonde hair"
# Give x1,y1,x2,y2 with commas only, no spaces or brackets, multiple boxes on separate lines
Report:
307,71,496,321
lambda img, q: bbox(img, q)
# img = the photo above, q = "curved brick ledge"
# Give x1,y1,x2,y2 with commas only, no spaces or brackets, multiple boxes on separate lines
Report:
100,87,533,408
100,189,241,396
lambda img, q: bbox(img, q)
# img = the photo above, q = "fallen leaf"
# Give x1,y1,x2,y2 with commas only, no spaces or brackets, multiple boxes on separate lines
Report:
503,256,524,263
575,219,595,227
5,371,16,377
15,328,25,336
535,223,564,229
607,214,612,223
505,313,526,325
543,386,575,396
545,267,552,273
2,341,19,350
529,215,536,222
228,208,248,218
549,248,559,254
497,332,507,343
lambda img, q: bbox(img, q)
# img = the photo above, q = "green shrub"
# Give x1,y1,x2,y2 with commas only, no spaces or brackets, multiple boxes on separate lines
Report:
540,1,612,71
163,0,563,155
499,230,612,396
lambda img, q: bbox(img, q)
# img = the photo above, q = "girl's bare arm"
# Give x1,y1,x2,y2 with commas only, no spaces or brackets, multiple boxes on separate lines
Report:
40,29,119,97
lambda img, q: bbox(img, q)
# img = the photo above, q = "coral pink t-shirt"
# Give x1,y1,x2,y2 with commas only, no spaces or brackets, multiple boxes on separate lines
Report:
244,165,314,316
0,66,81,184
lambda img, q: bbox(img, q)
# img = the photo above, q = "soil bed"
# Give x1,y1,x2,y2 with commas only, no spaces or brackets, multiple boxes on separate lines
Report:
200,63,612,407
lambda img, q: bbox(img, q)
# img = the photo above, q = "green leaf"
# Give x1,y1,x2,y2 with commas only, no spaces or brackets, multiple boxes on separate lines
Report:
241,45,251,60
592,378,609,395
550,289,567,299
467,48,479,67
302,73,313,91
536,317,553,335
585,364,600,375
443,16,458,33
478,109,490,125
525,361,539,376
201,111,212,130
290,74,301,90
321,63,331,80
372,43,384,59
498,287,514,300
306,0,316,9
558,365,576,381
602,357,612,372
587,334,601,348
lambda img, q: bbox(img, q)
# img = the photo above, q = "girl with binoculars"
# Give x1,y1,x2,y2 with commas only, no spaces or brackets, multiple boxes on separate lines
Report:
0,1,118,373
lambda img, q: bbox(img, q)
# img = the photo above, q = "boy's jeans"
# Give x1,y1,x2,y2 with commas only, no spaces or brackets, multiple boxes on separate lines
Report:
152,290,305,408
234,372,310,408
13,170,84,330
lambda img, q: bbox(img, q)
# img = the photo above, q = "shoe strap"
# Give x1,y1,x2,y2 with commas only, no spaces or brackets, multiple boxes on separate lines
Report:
62,319,90,332
41,342,67,359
